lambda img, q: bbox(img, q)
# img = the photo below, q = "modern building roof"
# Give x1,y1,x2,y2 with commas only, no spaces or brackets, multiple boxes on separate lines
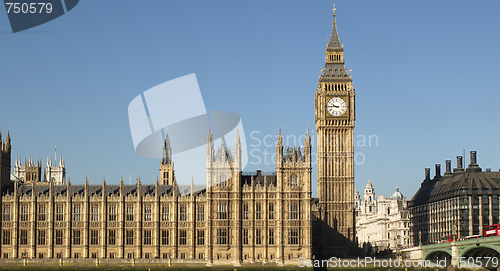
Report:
410,151,500,206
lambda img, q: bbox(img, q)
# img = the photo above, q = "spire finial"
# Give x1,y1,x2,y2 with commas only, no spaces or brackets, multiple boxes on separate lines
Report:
333,3,336,15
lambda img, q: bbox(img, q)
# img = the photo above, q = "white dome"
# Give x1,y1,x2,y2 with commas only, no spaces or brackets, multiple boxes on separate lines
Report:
391,187,403,199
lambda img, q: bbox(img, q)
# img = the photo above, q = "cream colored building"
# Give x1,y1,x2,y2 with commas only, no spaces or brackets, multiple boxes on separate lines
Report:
0,6,359,264
355,181,410,252
0,129,312,265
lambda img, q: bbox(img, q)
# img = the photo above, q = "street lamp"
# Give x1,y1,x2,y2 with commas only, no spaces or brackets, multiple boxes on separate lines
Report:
452,225,457,241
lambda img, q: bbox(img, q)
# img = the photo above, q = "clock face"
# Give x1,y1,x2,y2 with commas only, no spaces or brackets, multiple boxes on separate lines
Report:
327,97,347,116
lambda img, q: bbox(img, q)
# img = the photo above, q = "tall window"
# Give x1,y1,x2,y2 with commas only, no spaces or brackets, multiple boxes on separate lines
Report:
108,230,116,245
255,229,262,245
179,205,187,221
197,230,205,245
73,230,81,245
2,205,10,221
288,228,300,245
197,206,204,221
38,230,46,245
126,205,134,221
73,204,81,221
126,230,134,245
243,229,248,245
268,229,275,245
289,202,300,220
161,230,169,245
108,204,117,221
55,230,63,245
217,228,228,245
255,203,262,220
290,174,298,186
217,202,228,220
268,203,274,220
20,230,28,245
179,230,187,245
38,205,46,221
144,230,152,245
56,205,64,221
243,203,248,220
144,205,152,221
91,206,99,222
20,205,29,221
162,205,169,221
90,230,99,245
2,230,11,245
219,174,227,186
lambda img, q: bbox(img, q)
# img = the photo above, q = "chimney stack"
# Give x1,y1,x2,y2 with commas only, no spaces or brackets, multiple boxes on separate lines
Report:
425,168,431,180
466,151,481,172
445,160,452,175
454,156,464,172
470,151,477,165
434,164,441,180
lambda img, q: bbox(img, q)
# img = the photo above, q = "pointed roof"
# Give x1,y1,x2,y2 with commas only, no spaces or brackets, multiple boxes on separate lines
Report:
327,4,342,49
162,133,172,165
319,5,351,82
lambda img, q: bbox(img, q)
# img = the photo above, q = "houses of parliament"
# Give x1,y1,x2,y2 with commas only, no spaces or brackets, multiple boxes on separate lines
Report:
0,8,356,265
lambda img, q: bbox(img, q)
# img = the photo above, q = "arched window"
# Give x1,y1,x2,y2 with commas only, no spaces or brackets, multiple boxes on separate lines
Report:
368,196,372,202
290,174,298,186
219,175,227,186
387,207,390,215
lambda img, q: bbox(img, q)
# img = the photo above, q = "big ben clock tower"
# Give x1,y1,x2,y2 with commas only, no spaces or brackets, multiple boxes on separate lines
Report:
315,5,356,256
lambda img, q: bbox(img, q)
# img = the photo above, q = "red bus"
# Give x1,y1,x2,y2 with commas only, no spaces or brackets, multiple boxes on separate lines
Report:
440,234,456,243
484,224,500,237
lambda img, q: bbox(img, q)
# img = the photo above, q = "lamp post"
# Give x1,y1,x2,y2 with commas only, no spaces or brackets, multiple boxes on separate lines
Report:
418,230,422,246
452,225,457,241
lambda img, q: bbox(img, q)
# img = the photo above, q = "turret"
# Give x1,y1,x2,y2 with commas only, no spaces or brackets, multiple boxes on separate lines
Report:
160,133,175,185
162,133,172,165
120,176,124,196
303,127,311,164
235,129,242,169
276,127,283,168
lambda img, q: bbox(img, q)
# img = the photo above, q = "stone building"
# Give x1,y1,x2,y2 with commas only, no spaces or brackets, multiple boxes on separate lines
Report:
12,155,66,186
0,6,357,264
409,151,500,246
313,5,357,257
0,129,312,265
355,181,410,252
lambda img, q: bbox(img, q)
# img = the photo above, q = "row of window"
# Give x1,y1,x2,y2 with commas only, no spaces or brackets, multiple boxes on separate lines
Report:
2,204,189,222
3,251,304,260
2,228,301,246
3,202,301,222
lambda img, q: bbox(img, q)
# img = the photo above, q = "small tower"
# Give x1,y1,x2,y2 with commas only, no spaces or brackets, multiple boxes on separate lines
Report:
362,180,376,215
0,131,12,190
160,134,175,185
44,147,66,185
14,157,42,184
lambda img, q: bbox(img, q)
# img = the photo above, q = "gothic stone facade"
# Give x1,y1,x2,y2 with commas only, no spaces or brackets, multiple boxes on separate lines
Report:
0,8,357,264
313,8,356,258
0,130,312,265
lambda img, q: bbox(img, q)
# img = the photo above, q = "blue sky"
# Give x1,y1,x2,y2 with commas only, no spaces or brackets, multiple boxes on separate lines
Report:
1,1,499,199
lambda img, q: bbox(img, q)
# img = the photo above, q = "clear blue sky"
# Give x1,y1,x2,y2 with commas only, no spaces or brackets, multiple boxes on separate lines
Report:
1,1,499,199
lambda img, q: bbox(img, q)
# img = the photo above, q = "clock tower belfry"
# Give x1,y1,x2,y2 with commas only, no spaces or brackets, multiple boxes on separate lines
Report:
315,5,356,255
